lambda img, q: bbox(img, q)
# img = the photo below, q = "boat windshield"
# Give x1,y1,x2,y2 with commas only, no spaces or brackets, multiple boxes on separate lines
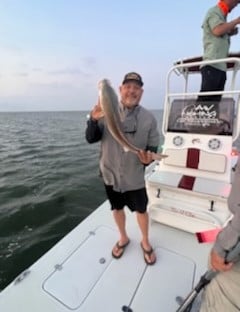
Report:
167,98,234,135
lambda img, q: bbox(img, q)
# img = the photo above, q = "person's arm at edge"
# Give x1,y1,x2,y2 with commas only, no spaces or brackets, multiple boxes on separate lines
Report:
210,158,240,271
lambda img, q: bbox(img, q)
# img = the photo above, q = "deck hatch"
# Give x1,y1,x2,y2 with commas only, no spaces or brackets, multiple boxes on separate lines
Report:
42,226,117,309
42,226,196,311
130,247,195,311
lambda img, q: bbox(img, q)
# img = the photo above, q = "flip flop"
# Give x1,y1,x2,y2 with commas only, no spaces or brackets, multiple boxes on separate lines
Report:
112,240,130,259
140,242,156,265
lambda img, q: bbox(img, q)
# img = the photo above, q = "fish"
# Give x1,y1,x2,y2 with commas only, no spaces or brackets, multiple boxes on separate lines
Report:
98,79,168,161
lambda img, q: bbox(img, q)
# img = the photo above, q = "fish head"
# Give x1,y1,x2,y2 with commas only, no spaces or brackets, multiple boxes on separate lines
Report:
98,79,111,90
98,79,110,111
98,79,119,113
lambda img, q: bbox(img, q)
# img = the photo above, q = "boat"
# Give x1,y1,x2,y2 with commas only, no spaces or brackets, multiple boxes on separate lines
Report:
1,54,240,312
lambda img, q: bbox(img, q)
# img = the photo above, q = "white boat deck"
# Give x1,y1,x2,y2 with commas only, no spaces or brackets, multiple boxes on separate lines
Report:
0,200,212,312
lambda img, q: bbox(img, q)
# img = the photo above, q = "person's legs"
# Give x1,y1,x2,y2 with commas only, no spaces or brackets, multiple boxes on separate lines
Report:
136,211,150,247
126,188,156,264
111,209,130,258
112,209,129,245
196,66,227,133
136,211,156,264
104,184,130,257
198,65,226,102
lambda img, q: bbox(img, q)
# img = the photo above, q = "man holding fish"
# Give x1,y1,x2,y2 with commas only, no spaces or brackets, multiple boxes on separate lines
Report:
85,72,165,265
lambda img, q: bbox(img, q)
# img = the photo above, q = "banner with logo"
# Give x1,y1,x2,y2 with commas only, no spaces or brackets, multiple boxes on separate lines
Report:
167,98,234,135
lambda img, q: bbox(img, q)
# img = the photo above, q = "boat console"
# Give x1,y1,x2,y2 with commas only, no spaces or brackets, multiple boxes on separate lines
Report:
146,55,240,234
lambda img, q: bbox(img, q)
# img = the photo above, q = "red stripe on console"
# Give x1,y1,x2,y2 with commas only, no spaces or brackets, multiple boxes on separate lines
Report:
196,228,222,243
187,148,200,169
178,175,195,190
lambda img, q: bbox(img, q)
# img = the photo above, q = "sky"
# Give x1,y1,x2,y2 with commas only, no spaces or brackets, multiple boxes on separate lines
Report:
1,0,240,112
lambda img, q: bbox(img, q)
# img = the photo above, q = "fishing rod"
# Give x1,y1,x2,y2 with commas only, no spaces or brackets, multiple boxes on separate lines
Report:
176,240,240,312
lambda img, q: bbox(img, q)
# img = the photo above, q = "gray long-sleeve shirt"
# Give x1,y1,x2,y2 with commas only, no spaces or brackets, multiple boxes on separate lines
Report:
213,157,240,258
85,105,160,192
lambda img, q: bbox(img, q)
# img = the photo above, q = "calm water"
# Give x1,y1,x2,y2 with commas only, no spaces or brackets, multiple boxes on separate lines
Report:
0,110,163,290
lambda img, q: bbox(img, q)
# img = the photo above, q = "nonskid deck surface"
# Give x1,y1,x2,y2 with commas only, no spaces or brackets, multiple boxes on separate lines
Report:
0,201,211,312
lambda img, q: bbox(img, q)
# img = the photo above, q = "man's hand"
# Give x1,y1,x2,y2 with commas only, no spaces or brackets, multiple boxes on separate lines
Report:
229,27,238,36
90,100,104,121
210,249,233,272
137,150,153,165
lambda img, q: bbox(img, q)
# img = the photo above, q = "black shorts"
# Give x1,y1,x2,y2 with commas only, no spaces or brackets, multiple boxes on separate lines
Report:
104,184,148,213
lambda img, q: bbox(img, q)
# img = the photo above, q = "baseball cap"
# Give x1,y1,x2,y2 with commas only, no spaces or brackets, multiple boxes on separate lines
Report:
122,72,144,86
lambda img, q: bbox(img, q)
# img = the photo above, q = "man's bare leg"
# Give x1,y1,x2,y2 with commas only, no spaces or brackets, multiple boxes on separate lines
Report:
112,209,129,257
136,211,156,264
